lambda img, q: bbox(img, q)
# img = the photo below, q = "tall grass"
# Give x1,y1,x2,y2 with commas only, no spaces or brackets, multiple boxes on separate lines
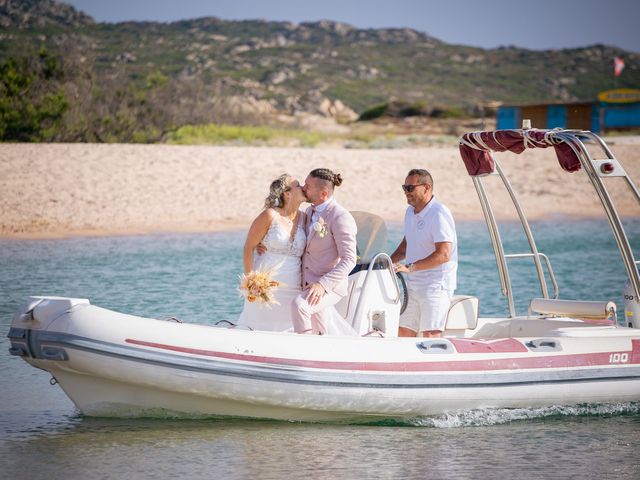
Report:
166,122,465,148
168,124,323,147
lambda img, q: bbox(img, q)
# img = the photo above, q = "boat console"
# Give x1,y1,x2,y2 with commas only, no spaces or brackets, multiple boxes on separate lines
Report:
338,212,402,335
340,212,481,337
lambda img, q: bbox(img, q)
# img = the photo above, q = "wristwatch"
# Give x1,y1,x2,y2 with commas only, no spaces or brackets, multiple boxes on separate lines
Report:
407,263,415,273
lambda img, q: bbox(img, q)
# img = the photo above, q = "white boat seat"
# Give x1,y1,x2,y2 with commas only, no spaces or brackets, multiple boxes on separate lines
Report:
445,295,479,330
529,298,616,320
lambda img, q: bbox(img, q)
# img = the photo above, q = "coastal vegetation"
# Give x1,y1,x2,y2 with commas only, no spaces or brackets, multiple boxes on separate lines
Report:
0,48,67,141
1,0,638,144
168,124,323,147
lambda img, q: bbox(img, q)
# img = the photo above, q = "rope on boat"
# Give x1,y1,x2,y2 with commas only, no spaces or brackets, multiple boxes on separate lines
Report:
459,128,566,152
215,319,242,328
164,316,183,323
363,329,385,338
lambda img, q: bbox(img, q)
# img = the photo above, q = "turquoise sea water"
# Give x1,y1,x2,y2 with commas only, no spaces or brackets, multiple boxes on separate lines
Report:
1,219,639,479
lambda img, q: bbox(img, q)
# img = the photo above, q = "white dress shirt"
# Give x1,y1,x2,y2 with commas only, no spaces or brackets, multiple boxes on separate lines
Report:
308,197,334,235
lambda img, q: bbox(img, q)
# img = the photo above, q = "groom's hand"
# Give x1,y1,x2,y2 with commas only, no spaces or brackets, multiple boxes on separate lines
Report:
304,282,326,306
255,242,267,255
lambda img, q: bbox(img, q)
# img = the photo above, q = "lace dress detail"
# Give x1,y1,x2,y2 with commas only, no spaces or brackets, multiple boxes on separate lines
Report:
261,220,306,258
236,219,306,332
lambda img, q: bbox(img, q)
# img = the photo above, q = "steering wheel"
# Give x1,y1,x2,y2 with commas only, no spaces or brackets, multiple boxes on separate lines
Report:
395,272,408,315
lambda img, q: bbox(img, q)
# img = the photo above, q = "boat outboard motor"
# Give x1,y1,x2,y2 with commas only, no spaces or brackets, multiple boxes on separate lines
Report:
623,278,640,328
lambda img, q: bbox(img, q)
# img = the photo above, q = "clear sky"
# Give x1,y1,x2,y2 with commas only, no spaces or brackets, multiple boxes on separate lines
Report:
64,0,640,53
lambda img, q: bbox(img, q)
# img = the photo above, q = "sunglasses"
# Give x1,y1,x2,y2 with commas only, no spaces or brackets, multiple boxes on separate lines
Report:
401,183,427,193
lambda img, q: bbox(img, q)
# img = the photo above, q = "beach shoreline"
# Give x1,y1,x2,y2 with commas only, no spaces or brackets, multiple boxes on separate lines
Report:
1,141,639,240
0,213,627,242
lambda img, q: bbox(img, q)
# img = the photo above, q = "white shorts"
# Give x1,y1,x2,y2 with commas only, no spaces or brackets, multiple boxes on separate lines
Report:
400,284,453,333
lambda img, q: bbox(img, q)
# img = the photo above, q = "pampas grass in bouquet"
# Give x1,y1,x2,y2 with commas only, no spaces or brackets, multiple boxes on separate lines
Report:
238,266,282,306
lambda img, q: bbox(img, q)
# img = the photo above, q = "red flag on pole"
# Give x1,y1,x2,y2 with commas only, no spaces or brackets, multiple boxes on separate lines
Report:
614,57,625,77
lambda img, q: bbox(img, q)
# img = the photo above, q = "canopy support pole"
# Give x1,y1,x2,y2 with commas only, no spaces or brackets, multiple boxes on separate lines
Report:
473,175,516,317
494,160,550,301
557,131,640,302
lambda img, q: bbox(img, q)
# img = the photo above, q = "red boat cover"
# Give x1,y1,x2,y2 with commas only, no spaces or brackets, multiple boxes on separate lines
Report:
459,129,582,176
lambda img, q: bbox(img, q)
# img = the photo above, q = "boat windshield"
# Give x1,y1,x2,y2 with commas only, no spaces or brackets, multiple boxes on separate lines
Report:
351,211,387,263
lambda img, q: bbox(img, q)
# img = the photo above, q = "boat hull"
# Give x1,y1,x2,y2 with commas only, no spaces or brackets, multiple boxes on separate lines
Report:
36,358,640,422
9,298,640,422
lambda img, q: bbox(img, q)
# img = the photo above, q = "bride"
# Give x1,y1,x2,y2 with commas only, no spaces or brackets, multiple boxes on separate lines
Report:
236,173,356,335
236,174,306,332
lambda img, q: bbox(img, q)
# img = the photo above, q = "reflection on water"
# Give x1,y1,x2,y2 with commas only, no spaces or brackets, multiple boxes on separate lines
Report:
3,414,640,480
1,220,639,479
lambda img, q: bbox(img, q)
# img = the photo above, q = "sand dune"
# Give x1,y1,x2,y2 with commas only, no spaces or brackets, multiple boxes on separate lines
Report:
1,139,639,239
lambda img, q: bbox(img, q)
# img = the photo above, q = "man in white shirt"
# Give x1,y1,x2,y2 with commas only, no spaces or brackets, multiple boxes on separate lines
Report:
391,169,458,337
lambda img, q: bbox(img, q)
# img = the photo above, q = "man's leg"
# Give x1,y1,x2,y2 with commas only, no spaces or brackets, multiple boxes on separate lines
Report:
419,287,453,338
398,289,421,337
420,330,442,338
292,291,343,334
398,326,417,337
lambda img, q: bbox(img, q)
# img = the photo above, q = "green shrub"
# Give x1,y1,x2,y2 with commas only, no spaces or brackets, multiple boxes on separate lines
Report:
359,100,431,121
132,126,162,143
0,51,68,141
389,100,429,117
168,124,273,144
358,103,388,121
298,131,321,147
431,106,468,119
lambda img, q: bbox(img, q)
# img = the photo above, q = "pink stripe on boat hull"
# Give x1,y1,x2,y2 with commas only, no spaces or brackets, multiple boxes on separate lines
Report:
125,338,640,373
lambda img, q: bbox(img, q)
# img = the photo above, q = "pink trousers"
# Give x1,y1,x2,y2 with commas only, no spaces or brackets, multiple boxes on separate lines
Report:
291,290,342,334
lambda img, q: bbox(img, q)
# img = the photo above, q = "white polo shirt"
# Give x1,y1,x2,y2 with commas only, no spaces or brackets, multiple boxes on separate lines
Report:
404,197,458,291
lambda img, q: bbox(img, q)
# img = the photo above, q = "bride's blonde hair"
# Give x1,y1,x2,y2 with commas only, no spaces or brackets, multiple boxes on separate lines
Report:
264,174,294,209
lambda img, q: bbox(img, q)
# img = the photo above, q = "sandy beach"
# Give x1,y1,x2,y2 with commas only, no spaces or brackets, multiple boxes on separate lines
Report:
1,139,639,239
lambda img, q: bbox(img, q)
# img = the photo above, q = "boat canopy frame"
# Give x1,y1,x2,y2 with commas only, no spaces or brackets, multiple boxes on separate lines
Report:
459,128,640,318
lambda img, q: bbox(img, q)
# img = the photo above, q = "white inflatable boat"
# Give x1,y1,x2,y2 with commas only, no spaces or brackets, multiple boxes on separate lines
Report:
8,128,640,422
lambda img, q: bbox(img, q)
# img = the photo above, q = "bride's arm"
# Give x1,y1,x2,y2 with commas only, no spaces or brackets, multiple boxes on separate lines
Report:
243,209,272,273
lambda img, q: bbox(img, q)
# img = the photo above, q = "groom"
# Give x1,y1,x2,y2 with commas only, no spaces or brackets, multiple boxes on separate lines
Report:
292,168,357,334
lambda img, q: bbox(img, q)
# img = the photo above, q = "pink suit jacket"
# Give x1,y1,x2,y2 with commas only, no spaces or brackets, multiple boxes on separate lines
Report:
302,200,357,297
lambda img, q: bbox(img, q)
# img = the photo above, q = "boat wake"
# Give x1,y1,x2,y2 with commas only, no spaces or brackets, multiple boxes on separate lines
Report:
78,402,640,428
392,402,640,428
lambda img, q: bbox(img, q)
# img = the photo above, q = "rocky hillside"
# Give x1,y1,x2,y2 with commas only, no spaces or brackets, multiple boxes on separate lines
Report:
1,0,638,142
0,0,92,28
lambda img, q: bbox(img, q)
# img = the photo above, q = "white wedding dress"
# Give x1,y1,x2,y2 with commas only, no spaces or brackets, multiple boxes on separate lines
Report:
236,218,357,335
